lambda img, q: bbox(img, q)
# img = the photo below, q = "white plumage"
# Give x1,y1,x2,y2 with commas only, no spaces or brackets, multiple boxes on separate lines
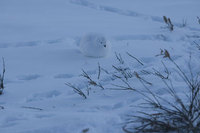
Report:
79,33,111,58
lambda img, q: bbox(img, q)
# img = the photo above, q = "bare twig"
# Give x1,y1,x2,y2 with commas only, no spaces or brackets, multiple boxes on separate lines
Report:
97,62,101,79
134,72,152,85
181,18,187,27
81,69,104,89
155,49,164,57
21,106,43,111
152,62,170,80
194,41,200,50
197,16,200,24
124,55,200,132
126,52,144,66
112,65,132,80
115,52,124,64
163,49,171,59
66,83,87,99
163,16,174,31
81,69,97,86
100,67,110,75
156,49,171,59
0,57,5,95
110,78,135,91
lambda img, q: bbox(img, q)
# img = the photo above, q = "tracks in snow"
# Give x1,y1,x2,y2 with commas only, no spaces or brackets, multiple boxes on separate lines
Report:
70,0,200,32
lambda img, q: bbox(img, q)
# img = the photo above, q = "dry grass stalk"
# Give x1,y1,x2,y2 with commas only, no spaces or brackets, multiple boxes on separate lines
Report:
126,52,144,66
115,52,124,64
112,65,133,81
197,16,200,24
21,106,43,111
156,49,171,59
81,69,104,89
194,41,200,50
124,51,200,133
163,16,174,31
66,83,87,99
97,62,101,79
181,18,187,27
0,58,5,95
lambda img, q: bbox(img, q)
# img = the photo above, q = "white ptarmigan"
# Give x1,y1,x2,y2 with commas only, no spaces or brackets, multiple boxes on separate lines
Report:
79,33,111,58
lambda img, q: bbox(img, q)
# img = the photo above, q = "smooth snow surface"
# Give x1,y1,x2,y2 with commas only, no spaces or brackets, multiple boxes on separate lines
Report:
0,0,200,133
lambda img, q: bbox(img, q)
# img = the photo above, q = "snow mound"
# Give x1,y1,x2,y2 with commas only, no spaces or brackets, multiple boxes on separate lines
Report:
79,33,111,58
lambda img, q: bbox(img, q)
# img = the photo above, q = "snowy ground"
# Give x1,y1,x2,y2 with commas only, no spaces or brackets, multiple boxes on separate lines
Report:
0,0,200,132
